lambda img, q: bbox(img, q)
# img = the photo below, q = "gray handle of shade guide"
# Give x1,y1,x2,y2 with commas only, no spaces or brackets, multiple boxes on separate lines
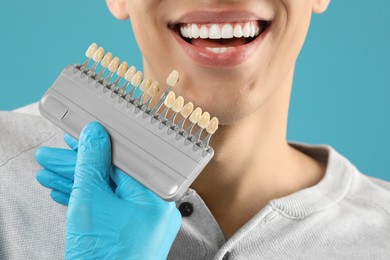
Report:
38,65,214,201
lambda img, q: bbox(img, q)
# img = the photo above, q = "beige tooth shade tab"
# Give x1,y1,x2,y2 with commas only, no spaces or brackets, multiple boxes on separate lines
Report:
198,112,210,128
108,57,120,72
85,43,98,58
172,96,184,112
131,71,143,86
124,66,136,81
189,107,202,124
180,102,194,118
166,70,179,86
164,91,176,108
147,81,160,97
116,62,128,77
100,52,113,68
206,117,219,134
92,47,104,62
139,79,152,92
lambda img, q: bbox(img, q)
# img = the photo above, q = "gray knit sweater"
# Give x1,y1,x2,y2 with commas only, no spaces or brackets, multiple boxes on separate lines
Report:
1,104,390,260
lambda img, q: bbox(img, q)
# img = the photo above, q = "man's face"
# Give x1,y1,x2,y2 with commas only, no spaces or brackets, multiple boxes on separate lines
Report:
111,0,328,125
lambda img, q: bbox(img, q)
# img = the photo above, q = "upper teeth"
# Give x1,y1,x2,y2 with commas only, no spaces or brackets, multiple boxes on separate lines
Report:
180,22,260,39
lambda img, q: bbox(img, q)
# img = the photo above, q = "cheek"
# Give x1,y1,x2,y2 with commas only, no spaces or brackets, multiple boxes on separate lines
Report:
272,2,312,67
126,2,165,63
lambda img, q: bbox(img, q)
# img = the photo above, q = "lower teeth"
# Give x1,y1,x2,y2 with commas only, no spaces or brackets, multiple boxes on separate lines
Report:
205,47,233,54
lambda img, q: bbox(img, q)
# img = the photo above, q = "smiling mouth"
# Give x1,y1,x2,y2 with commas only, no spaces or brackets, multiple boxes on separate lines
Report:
170,20,270,54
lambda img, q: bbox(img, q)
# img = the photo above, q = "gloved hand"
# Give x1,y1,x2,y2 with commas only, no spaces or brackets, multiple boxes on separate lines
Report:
36,122,182,259
36,133,78,205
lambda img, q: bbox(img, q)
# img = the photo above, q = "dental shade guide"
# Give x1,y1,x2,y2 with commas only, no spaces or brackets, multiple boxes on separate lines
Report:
39,43,218,201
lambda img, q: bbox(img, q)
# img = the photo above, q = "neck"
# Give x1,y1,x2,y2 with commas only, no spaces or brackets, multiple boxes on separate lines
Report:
191,69,326,239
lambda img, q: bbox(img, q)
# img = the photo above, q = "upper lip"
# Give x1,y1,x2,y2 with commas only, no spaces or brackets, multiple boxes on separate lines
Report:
169,10,273,25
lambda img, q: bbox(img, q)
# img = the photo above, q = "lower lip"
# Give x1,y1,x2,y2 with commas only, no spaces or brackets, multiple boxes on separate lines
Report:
170,24,271,68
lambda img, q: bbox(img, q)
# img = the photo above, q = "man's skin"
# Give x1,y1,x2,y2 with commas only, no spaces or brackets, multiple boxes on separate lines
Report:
106,0,330,239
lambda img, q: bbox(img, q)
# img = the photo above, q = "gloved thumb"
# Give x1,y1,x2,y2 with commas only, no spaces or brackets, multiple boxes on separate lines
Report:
73,121,112,193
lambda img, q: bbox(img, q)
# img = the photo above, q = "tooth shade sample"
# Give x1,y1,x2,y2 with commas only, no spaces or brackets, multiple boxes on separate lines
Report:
86,43,98,58
180,102,194,118
166,70,179,86
139,79,152,92
198,112,210,128
147,81,160,96
124,66,136,81
131,71,143,86
92,47,104,62
206,117,219,134
117,62,128,77
172,96,184,112
164,91,176,108
101,52,113,67
189,107,202,124
108,57,120,72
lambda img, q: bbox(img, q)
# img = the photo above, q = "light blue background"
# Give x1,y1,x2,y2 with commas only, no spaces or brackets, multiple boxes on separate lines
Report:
1,1,389,181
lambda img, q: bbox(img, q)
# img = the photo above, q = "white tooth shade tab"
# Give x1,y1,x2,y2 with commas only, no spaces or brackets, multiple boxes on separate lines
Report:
147,81,160,97
108,57,120,72
164,91,176,108
124,66,136,81
131,71,143,86
198,112,210,128
140,79,152,92
101,52,113,68
206,117,219,134
85,43,98,58
116,62,128,77
180,102,194,118
189,107,202,124
179,22,260,40
172,96,184,112
93,47,104,62
166,70,179,86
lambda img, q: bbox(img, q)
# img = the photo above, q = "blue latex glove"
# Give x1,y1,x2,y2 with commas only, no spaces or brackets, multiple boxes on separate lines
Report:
36,133,78,205
36,122,182,259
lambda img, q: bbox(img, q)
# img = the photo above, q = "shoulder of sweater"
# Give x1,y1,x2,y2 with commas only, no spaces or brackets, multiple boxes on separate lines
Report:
276,143,390,220
12,102,40,116
0,105,61,166
316,144,390,215
342,165,390,216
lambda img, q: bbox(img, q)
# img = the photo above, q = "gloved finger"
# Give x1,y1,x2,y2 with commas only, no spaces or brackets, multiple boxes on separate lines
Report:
111,168,161,202
35,147,76,181
50,190,70,206
64,133,78,151
74,121,112,191
36,169,73,194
